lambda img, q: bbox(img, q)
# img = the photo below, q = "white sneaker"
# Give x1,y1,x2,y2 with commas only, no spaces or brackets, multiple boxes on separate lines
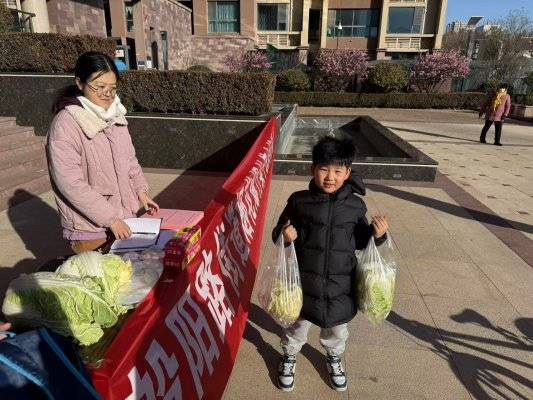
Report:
326,355,347,391
278,354,296,391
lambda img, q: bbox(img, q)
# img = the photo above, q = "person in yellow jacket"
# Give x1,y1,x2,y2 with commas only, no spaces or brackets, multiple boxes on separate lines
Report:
479,83,511,146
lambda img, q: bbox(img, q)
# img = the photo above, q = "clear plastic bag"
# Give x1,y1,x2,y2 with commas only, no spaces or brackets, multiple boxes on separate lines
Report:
356,235,397,324
257,235,303,328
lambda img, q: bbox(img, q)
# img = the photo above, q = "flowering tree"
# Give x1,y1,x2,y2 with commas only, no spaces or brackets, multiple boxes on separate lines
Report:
224,50,272,72
410,50,470,93
313,49,369,92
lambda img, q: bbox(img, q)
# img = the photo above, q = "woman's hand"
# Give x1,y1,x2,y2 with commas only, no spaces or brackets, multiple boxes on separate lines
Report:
0,322,12,341
282,221,298,243
371,215,389,239
138,192,160,215
110,219,132,239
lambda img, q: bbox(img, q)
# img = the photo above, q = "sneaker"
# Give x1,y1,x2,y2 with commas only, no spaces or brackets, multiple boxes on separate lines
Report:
480,138,487,143
326,355,347,391
278,355,296,391
494,142,502,146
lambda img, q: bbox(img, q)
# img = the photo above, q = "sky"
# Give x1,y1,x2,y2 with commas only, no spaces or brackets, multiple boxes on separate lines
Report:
446,0,532,24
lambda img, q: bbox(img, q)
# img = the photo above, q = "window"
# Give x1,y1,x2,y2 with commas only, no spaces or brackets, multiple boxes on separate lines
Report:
387,7,424,34
327,9,379,38
208,1,240,33
125,2,134,32
258,3,288,31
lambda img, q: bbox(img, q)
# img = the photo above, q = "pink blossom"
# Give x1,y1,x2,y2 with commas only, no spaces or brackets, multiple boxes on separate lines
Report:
224,50,272,72
410,50,470,93
314,49,370,78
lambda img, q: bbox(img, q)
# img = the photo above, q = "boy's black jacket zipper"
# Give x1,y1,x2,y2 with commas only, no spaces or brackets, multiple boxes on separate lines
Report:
323,194,334,326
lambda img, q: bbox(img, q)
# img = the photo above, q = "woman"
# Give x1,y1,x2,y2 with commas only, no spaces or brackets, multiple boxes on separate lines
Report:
47,51,159,254
479,83,511,146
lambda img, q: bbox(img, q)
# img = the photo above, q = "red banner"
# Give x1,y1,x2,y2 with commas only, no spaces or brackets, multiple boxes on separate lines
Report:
90,118,277,400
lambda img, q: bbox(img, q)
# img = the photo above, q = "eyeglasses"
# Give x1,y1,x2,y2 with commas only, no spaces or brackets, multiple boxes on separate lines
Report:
86,81,117,96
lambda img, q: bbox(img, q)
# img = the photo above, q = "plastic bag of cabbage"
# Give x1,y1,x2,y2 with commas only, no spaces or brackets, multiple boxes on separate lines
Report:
2,251,132,346
356,235,397,324
257,236,302,328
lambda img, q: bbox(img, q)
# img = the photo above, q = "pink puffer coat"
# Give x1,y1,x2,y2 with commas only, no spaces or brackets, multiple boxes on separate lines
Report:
47,105,148,240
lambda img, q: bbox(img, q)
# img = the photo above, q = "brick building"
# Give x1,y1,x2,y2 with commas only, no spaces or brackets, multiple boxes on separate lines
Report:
5,0,192,70
188,0,448,67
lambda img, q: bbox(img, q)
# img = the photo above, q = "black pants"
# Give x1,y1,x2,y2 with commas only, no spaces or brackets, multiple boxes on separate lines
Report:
480,120,503,144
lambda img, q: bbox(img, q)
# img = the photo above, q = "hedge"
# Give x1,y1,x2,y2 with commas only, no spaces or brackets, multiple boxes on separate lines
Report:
0,4,11,33
274,91,486,109
119,70,275,115
0,33,115,72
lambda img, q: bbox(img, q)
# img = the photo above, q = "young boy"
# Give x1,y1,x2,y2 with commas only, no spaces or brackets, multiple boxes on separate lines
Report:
272,136,389,392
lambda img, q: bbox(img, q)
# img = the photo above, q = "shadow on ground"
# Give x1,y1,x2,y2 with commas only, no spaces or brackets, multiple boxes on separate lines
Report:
366,183,533,235
389,310,533,399
1,190,71,304
244,303,332,388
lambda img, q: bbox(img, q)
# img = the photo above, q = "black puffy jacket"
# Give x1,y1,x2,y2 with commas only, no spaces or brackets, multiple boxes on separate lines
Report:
272,175,379,328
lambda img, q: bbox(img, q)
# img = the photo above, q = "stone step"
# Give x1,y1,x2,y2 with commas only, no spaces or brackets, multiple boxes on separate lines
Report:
0,157,48,185
0,117,16,129
0,126,35,147
0,137,45,170
0,172,51,211
0,161,48,191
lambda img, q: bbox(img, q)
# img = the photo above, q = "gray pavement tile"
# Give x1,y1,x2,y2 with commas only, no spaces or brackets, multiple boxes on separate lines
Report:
344,345,471,400
393,232,472,263
403,258,503,302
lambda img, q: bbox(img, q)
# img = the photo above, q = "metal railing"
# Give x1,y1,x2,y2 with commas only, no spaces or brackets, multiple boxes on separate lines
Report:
385,36,422,50
256,32,300,48
10,9,35,33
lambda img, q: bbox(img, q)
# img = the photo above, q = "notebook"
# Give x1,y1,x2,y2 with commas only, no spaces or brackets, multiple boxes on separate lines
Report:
143,209,204,231
110,218,162,252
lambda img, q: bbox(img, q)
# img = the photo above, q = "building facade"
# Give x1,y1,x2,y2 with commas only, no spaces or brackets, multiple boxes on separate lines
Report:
188,0,448,67
4,0,192,70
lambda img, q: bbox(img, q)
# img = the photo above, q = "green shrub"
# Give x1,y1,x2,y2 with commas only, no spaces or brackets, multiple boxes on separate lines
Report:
479,79,500,94
187,65,212,73
0,4,12,33
276,69,310,92
274,91,486,110
313,74,356,92
119,71,275,115
514,93,533,106
365,62,409,93
0,33,115,72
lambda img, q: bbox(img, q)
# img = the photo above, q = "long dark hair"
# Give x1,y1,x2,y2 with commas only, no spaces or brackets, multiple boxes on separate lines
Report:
54,51,120,113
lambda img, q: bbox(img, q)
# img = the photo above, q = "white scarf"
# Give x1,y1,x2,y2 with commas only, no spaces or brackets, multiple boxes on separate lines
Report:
77,95,127,123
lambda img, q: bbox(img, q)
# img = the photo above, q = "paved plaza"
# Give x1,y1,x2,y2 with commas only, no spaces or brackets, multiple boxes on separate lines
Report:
0,109,531,399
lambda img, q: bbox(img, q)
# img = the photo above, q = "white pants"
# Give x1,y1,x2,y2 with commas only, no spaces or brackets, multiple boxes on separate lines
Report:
281,319,349,357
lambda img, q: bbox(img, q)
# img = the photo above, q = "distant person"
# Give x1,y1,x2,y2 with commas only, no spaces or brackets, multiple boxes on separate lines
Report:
479,83,511,146
271,137,389,392
47,51,159,254
114,59,128,72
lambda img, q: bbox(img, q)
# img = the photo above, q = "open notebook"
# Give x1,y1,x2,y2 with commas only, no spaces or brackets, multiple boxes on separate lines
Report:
110,218,162,252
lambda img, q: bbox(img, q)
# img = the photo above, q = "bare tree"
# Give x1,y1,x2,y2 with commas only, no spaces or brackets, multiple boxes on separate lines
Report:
479,9,533,85
442,30,470,56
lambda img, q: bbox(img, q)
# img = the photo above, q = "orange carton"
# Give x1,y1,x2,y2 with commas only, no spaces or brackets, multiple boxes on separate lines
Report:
164,226,202,270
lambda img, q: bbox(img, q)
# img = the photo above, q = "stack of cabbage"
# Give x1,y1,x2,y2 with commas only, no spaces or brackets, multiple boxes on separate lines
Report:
356,262,396,324
266,280,303,327
2,252,132,346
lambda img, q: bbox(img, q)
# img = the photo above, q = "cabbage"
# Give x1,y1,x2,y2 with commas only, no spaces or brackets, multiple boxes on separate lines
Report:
356,263,396,324
57,251,132,314
1,272,118,346
266,281,302,327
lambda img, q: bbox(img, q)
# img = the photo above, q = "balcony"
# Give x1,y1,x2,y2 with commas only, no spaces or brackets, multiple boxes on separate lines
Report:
385,36,422,51
256,32,300,49
389,0,427,3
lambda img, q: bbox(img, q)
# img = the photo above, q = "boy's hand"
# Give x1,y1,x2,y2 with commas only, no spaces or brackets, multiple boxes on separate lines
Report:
372,216,389,238
282,221,298,243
